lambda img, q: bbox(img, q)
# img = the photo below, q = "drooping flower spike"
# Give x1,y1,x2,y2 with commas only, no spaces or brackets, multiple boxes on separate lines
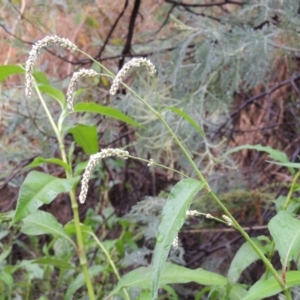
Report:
25,35,78,98
79,148,129,204
66,69,98,112
109,57,156,95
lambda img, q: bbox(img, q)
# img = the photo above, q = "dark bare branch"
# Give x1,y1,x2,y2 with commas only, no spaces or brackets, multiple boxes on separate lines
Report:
119,0,141,69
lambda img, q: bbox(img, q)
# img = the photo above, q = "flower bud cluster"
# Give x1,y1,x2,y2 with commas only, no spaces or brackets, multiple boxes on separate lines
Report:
79,148,129,204
66,69,98,112
172,235,179,248
222,215,232,226
147,158,155,167
109,57,156,95
186,210,201,218
25,35,78,98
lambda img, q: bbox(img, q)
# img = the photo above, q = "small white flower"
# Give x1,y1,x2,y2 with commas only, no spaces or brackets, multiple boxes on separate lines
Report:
222,215,232,226
109,57,156,95
25,35,78,98
79,148,129,204
186,210,201,218
206,213,213,219
66,69,98,112
147,158,155,167
172,235,179,249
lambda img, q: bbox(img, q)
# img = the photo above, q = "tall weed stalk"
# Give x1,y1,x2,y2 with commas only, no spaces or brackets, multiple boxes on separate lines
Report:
4,36,300,299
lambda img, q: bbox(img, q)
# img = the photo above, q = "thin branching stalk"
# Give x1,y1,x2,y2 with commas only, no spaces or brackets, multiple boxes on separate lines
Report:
127,154,188,178
34,85,96,300
87,231,130,300
105,70,290,296
284,170,300,210
29,41,291,298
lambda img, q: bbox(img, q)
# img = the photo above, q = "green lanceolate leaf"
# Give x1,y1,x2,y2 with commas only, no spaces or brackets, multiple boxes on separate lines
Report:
31,257,74,269
242,271,300,300
38,84,66,108
165,107,205,137
11,171,80,225
266,161,300,169
24,156,71,173
68,124,99,155
64,265,105,300
109,262,227,297
274,196,300,213
268,211,300,268
229,284,248,300
0,247,12,263
74,102,141,127
20,210,74,245
33,71,50,85
228,237,267,283
152,179,204,300
0,65,24,82
0,272,13,295
74,161,88,176
0,211,14,222
221,145,290,165
266,161,300,176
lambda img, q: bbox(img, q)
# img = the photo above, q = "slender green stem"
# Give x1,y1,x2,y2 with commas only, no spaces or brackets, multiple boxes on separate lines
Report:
88,231,130,300
25,275,30,300
284,170,300,210
34,85,61,139
127,154,188,179
209,190,287,290
121,84,207,182
34,85,96,300
77,50,114,77
71,55,290,297
117,82,289,294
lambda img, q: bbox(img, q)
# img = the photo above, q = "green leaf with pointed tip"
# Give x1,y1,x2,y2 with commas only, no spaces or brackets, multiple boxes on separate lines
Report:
11,171,80,226
266,161,300,169
0,247,12,264
0,229,9,241
109,262,226,297
74,161,88,176
64,265,105,300
221,145,291,172
31,257,74,269
33,71,49,85
229,285,247,300
165,107,205,137
228,238,267,283
268,211,300,268
0,272,13,295
24,156,71,173
0,211,14,222
152,179,204,300
20,211,74,245
68,124,99,155
0,65,24,81
242,271,300,300
265,161,300,177
73,88,86,98
38,84,66,108
274,196,300,213
74,102,141,127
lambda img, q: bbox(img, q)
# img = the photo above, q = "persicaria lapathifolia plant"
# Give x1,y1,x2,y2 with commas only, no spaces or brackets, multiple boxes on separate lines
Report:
16,35,296,300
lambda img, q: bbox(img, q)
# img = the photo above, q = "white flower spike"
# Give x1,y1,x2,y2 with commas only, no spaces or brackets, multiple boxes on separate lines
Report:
109,57,156,95
66,69,98,112
25,35,78,98
79,148,129,204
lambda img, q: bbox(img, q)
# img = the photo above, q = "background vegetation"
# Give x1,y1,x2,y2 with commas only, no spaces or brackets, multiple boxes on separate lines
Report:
1,0,300,299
